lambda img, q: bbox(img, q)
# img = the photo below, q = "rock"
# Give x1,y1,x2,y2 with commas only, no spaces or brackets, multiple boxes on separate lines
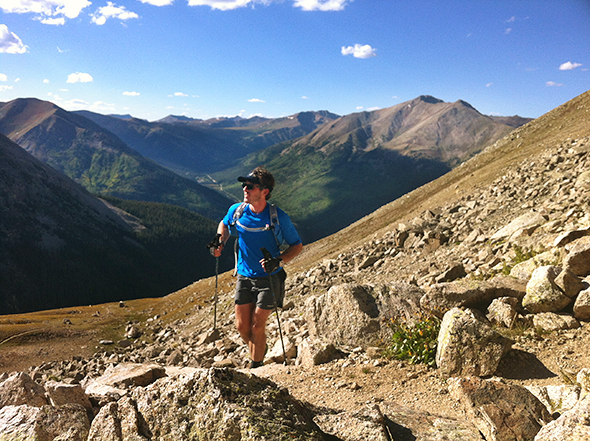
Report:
435,263,466,283
573,288,590,320
554,268,586,298
0,372,48,408
132,368,327,440
564,236,590,276
436,308,513,378
523,266,572,313
534,394,590,441
576,368,590,393
45,380,93,410
532,313,580,332
487,296,519,329
88,396,149,441
267,335,297,364
490,211,547,243
526,384,582,416
448,377,552,441
381,404,483,440
314,404,390,441
305,283,423,348
297,338,346,367
0,403,90,441
421,275,526,318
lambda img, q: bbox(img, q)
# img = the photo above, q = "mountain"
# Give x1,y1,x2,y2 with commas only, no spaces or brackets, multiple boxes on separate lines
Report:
0,132,222,314
0,98,233,221
213,96,530,242
76,110,340,177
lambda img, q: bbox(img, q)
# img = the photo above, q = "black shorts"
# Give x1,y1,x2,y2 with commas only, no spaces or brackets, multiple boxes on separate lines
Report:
235,269,287,310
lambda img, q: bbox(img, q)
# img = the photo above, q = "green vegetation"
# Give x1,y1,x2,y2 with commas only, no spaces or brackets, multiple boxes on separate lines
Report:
383,311,441,367
102,196,235,285
501,245,537,275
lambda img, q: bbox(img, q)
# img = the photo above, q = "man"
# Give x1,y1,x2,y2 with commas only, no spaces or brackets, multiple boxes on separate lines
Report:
211,166,303,368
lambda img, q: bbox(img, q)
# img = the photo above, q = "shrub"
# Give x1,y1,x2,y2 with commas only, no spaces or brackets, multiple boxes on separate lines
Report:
383,311,441,367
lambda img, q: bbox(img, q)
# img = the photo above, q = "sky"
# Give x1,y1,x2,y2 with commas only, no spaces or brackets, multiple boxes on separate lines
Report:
0,0,589,122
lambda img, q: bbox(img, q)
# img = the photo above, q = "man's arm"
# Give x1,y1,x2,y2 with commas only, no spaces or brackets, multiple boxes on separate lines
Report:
279,242,303,264
213,221,230,257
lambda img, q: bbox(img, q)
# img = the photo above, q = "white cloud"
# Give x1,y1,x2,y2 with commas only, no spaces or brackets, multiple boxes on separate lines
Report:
0,25,28,54
139,0,174,5
123,91,140,96
293,0,350,11
44,79,50,83
0,74,7,82
248,98,265,103
486,82,493,87
174,92,188,97
301,96,309,99
0,85,13,92
546,81,563,87
1,0,91,24
91,2,139,25
67,72,94,83
504,28,512,35
506,16,516,23
356,106,363,110
341,44,376,59
559,61,582,71
187,0,259,10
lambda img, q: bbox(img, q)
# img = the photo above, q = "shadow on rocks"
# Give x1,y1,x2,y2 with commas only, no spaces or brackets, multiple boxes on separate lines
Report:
495,349,557,380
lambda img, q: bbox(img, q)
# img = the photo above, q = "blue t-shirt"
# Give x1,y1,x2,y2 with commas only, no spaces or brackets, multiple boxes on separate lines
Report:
223,202,301,278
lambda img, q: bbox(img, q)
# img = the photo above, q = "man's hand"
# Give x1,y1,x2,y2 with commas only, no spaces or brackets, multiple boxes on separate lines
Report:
206,234,223,257
260,248,282,273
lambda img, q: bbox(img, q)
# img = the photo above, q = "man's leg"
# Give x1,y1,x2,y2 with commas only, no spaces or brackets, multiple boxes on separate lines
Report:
249,306,272,362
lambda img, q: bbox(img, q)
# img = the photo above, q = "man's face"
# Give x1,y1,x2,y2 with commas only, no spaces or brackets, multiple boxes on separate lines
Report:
242,181,265,204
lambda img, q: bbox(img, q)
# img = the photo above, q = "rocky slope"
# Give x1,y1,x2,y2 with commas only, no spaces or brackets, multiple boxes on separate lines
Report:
1,90,590,440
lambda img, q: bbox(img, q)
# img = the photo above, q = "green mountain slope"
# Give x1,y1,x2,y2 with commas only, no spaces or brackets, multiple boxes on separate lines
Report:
0,98,233,221
214,96,528,242
0,133,216,314
76,110,340,178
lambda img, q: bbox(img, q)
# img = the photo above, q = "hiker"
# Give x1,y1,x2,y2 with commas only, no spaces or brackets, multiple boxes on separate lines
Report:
210,166,303,368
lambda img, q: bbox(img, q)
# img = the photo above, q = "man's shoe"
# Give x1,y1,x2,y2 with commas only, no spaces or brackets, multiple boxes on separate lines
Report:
250,360,264,369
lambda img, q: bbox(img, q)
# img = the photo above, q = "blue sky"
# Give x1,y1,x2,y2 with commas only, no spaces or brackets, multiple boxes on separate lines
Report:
1,0,588,121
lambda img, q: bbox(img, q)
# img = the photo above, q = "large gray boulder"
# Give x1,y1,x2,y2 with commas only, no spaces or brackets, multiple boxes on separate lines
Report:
436,308,513,378
132,368,328,440
305,283,423,348
449,376,552,441
522,266,572,313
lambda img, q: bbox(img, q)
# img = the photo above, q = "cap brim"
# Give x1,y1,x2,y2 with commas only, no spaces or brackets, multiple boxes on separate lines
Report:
238,175,262,185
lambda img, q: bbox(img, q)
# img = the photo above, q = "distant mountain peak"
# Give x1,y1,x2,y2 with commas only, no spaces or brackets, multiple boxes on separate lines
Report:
416,95,444,105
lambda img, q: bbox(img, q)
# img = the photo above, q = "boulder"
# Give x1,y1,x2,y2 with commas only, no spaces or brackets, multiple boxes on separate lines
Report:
436,308,513,378
305,283,423,348
526,384,582,416
523,266,572,313
573,288,590,320
564,236,590,276
132,368,328,440
532,313,580,332
45,381,93,411
448,377,552,441
88,396,150,441
421,275,526,318
314,404,390,441
554,268,586,298
490,211,547,243
296,338,346,367
0,403,90,441
487,297,519,329
534,394,590,441
0,372,48,409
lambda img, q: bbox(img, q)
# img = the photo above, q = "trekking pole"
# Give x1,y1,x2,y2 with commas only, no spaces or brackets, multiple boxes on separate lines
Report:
206,234,222,331
261,247,287,365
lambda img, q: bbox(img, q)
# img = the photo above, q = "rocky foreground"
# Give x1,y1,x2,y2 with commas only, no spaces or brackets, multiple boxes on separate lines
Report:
1,136,590,440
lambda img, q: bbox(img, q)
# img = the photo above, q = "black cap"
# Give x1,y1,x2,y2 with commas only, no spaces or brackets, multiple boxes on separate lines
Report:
238,173,263,186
